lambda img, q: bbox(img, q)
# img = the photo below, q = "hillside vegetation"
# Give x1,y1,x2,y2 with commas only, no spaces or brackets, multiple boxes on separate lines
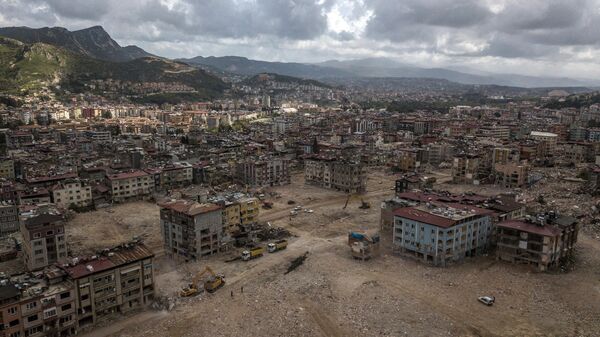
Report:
0,36,228,99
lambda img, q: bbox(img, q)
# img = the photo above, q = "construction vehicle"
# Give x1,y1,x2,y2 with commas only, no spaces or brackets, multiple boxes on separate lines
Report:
344,194,370,210
348,231,380,260
179,266,225,297
241,246,265,261
359,199,371,209
267,239,288,253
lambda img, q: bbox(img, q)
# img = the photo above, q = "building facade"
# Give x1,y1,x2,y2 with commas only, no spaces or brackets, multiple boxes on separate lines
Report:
159,200,223,261
51,179,93,209
0,202,19,236
21,212,68,271
304,157,367,193
496,216,578,271
235,157,290,187
106,170,154,203
393,204,494,266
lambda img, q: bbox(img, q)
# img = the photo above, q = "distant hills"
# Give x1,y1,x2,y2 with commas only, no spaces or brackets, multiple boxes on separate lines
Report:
0,26,153,62
182,55,600,88
0,26,227,100
319,58,600,88
241,73,332,89
180,56,352,78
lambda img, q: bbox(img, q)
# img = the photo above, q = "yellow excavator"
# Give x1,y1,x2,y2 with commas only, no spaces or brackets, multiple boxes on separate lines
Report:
179,266,225,297
343,194,371,210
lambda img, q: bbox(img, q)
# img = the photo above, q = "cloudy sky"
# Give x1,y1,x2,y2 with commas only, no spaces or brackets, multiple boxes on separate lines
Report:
1,0,600,78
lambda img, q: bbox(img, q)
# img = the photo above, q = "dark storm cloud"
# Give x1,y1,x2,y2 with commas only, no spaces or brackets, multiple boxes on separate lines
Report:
0,0,332,41
365,0,492,42
45,0,110,21
2,0,600,75
362,0,600,59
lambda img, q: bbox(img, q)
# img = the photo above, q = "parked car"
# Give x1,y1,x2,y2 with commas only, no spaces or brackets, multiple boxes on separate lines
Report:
478,296,495,306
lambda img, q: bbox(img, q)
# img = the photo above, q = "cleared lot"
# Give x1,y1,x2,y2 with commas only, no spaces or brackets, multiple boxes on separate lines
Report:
79,170,600,337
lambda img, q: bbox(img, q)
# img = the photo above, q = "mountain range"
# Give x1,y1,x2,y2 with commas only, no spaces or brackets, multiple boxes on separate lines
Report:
183,56,600,88
0,26,152,62
0,26,227,99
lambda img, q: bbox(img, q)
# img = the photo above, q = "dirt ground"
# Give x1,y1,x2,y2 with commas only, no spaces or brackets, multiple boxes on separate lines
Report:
65,201,161,255
79,170,600,337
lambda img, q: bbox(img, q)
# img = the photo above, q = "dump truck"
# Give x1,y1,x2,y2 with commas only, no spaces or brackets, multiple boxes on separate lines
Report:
267,239,288,253
180,266,225,297
241,246,265,261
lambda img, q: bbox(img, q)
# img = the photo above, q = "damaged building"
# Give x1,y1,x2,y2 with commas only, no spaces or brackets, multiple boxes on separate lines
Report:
159,200,223,261
496,214,579,271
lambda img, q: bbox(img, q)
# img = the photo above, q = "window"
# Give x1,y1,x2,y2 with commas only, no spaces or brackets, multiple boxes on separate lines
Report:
25,301,37,310
43,308,57,319
60,292,70,299
27,326,43,336
26,314,38,322
8,306,17,314
61,303,72,311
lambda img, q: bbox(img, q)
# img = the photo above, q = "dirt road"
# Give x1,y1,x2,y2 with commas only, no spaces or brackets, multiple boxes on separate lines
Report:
89,171,600,337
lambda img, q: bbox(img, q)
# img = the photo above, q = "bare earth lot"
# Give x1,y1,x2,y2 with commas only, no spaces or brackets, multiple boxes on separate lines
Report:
65,201,161,255
79,170,600,337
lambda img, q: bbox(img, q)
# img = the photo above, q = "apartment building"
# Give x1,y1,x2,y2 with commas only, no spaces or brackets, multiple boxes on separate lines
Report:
235,157,290,187
496,215,578,271
529,131,558,158
304,157,367,193
85,130,112,143
217,197,260,233
492,147,519,165
221,201,241,233
0,241,153,337
158,162,193,190
50,179,93,209
0,202,18,236
239,197,259,226
493,162,530,188
106,170,154,203
0,158,15,180
426,143,453,166
393,203,494,266
0,270,77,337
21,212,68,271
159,200,223,261
452,154,480,184
61,241,154,330
480,124,510,140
